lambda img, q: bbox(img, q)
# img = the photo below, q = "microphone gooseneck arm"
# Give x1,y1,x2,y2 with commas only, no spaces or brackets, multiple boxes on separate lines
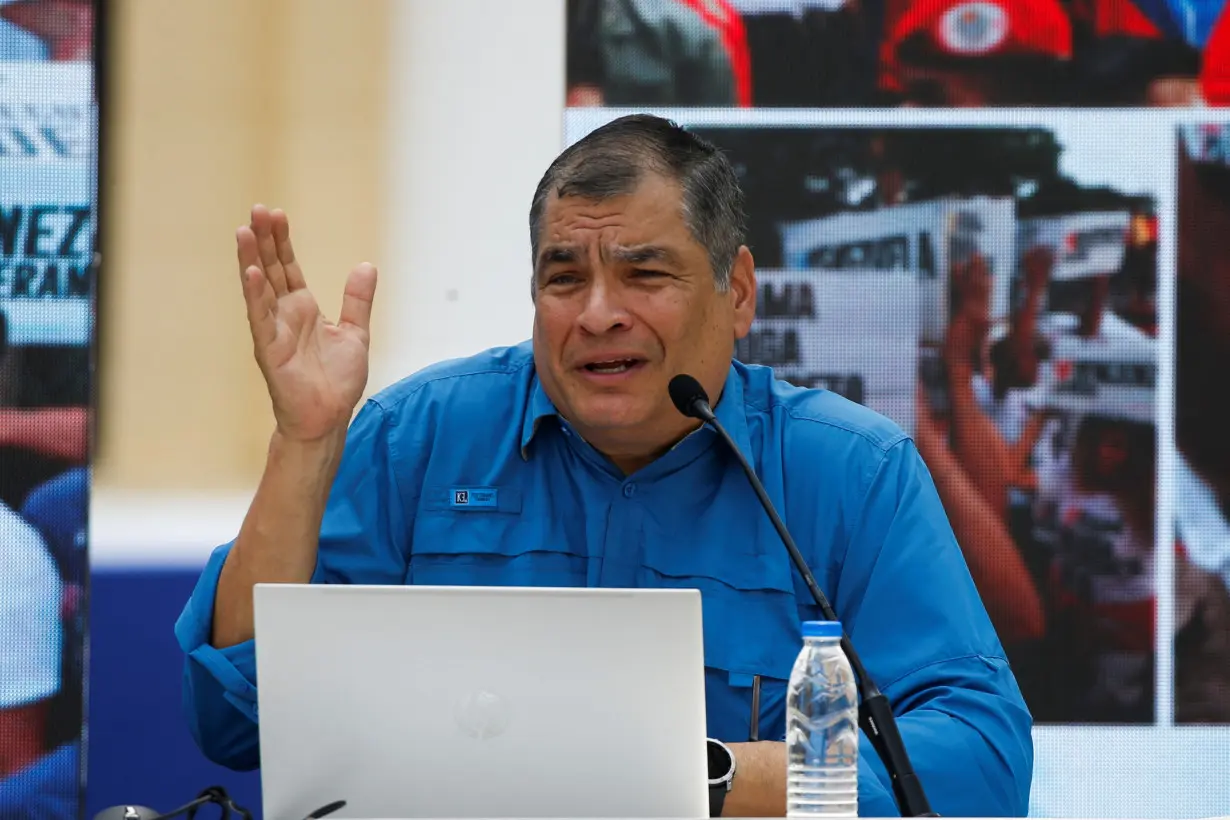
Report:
669,375,936,818
96,788,342,820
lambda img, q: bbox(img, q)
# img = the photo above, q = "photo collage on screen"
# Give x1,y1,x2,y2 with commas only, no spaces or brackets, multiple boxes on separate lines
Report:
566,0,1230,814
0,1,96,818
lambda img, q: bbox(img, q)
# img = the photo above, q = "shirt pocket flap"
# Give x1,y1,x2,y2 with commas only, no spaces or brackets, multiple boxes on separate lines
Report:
639,536,796,595
414,488,585,563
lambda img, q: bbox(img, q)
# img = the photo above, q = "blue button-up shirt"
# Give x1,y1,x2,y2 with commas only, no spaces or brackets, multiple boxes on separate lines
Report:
175,341,1033,817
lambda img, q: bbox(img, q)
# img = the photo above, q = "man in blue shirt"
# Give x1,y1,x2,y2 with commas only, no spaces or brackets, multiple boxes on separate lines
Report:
176,114,1033,817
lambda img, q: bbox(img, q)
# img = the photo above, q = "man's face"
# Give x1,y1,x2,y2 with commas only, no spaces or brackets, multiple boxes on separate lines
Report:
531,173,756,468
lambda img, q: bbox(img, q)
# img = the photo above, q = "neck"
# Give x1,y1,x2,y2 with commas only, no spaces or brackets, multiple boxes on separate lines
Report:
587,416,705,476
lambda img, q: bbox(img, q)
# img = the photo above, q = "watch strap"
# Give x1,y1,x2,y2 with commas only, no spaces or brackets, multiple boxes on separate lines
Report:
709,783,728,818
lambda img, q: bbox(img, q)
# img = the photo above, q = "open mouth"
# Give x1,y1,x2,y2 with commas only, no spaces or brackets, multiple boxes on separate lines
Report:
582,358,645,375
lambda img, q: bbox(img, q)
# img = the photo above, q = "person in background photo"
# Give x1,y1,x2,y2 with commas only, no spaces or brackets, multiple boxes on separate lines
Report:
19,464,87,752
942,253,1050,525
923,233,1158,723
0,0,91,62
898,0,1215,106
972,247,1053,461
879,0,1075,105
0,306,88,800
0,309,89,658
915,253,1046,650
566,0,752,106
0,491,78,820
1045,414,1157,722
1172,125,1230,724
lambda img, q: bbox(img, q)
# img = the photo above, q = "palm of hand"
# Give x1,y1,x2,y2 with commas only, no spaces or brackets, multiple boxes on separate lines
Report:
238,205,378,443
261,289,370,441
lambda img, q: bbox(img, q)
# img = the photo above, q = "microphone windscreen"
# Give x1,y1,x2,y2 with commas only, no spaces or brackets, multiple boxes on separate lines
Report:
668,374,709,418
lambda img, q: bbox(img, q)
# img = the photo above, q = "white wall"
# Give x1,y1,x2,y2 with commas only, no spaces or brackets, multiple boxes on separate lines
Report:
370,0,567,392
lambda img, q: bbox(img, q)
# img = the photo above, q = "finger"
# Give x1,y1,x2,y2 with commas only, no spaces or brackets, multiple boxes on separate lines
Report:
240,264,278,350
236,224,261,278
338,263,378,333
251,204,289,296
270,209,308,291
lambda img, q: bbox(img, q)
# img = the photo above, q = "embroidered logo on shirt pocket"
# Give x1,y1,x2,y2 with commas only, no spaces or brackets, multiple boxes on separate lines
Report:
422,485,521,514
451,488,497,508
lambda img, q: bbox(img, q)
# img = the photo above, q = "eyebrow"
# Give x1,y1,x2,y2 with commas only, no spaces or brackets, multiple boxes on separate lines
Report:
535,245,580,275
609,244,680,267
535,243,681,275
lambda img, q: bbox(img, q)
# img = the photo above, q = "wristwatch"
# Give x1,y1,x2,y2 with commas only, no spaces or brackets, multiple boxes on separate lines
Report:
707,737,736,818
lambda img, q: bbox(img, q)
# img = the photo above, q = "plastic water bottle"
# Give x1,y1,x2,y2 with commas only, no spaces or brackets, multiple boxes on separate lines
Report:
786,620,859,817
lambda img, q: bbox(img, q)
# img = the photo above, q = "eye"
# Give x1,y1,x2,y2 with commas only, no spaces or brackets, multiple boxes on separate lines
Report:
632,268,667,278
545,273,581,286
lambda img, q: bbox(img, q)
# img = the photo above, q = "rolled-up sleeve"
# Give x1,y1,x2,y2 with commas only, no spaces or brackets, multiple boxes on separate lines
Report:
174,398,414,771
838,438,1034,818
174,542,261,769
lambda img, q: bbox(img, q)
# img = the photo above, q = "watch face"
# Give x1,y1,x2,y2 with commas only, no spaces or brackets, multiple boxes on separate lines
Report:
707,739,733,781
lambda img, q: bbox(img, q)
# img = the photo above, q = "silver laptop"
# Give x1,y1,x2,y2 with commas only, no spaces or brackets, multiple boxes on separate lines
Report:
252,584,710,820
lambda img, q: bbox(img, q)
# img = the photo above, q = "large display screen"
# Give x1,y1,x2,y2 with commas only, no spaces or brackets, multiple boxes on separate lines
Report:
0,0,96,817
566,0,1230,816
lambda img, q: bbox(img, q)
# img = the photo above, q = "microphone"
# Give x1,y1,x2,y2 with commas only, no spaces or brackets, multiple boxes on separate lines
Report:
668,374,937,818
93,787,346,820
92,787,249,820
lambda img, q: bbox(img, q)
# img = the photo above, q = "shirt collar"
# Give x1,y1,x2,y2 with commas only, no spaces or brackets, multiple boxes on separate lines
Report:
521,373,561,460
520,363,754,463
708,363,754,462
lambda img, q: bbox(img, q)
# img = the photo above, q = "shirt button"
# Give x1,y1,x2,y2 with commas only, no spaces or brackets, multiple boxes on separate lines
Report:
623,483,636,498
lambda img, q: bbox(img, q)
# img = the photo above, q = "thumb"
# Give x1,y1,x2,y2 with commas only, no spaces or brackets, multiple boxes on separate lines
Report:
338,262,378,333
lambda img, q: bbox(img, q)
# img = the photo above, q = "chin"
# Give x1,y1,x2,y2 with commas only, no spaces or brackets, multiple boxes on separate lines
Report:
570,396,656,432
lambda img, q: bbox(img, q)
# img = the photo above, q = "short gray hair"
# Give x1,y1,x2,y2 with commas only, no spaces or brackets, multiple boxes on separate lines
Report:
528,114,746,297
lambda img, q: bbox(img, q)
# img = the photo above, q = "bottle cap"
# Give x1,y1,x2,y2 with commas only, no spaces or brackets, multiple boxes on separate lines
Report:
801,620,843,639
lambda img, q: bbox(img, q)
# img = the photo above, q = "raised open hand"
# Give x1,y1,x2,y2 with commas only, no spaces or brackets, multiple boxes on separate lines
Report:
237,205,377,443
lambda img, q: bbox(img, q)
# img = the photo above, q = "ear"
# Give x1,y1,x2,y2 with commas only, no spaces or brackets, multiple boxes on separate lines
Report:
729,246,756,338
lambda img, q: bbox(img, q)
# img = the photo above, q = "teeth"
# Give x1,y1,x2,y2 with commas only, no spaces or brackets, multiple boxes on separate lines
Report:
589,359,635,374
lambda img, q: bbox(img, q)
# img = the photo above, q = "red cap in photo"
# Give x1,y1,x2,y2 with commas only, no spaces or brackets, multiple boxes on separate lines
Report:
888,0,1073,61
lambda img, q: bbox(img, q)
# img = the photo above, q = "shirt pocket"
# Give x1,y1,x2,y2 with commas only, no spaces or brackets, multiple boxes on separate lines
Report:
410,486,587,587
636,531,801,743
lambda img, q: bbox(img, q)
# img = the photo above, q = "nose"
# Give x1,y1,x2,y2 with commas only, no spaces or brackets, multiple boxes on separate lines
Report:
576,277,631,335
